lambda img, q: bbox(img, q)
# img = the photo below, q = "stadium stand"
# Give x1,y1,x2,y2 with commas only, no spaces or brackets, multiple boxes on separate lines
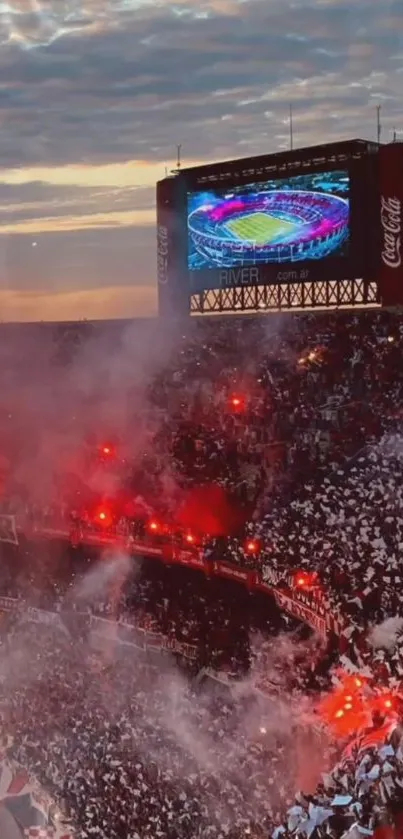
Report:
1,309,403,838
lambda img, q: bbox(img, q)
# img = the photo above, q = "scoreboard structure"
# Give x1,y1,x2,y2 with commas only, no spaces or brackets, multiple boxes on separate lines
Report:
156,139,403,317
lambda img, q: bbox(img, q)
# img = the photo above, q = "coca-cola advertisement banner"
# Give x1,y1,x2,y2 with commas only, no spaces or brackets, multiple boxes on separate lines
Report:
379,143,403,305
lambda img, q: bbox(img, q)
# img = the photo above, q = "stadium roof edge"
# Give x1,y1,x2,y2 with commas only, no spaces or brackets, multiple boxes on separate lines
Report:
158,138,379,183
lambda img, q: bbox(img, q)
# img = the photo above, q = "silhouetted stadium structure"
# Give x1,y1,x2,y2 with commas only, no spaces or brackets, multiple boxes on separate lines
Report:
157,138,403,316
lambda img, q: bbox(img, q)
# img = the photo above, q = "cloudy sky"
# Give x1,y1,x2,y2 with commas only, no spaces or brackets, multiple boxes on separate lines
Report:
0,0,401,322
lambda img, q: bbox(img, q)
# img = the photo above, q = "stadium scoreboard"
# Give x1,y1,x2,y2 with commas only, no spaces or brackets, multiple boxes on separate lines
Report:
157,139,403,316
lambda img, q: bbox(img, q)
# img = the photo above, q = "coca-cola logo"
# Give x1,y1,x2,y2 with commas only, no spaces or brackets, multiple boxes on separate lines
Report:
157,225,169,284
381,195,401,268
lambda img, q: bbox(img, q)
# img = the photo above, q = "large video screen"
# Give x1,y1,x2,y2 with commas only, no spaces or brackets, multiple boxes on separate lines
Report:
187,170,350,272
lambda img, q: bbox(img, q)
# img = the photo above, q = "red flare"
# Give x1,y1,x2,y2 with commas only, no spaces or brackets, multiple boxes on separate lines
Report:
176,484,245,537
245,539,259,555
94,507,113,528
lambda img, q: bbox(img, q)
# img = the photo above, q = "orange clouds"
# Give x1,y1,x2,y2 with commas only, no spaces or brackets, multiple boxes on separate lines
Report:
0,284,158,322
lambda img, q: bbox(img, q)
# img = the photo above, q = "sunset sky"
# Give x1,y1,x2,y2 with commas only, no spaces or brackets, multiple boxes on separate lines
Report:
0,0,402,322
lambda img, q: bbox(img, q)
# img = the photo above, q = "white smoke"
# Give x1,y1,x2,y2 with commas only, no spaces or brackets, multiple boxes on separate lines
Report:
369,616,403,651
0,564,339,838
74,550,133,605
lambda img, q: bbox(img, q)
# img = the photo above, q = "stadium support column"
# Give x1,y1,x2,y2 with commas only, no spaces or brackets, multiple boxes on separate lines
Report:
156,175,189,319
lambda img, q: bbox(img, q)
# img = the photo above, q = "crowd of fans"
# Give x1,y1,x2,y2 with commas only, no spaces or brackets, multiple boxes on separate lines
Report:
1,308,403,836
0,551,327,839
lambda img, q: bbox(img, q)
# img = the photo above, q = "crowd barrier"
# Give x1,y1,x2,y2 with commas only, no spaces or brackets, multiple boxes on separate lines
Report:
0,594,333,711
0,596,199,662
0,513,346,644
90,613,199,660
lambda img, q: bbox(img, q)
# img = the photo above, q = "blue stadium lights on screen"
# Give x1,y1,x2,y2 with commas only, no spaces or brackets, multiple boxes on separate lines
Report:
187,170,350,271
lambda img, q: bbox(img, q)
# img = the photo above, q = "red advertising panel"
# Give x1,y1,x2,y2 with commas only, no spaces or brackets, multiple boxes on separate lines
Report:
379,143,403,305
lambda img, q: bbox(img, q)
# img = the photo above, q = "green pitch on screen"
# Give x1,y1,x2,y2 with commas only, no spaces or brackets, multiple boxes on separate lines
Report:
225,212,298,244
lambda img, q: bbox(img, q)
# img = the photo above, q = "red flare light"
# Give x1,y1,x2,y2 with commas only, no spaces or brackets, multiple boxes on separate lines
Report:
318,673,369,737
294,570,319,590
295,571,310,588
245,539,259,555
176,484,243,538
94,508,113,528
99,443,115,458
148,520,160,533
185,532,195,544
230,395,245,412
373,693,397,715
148,519,171,537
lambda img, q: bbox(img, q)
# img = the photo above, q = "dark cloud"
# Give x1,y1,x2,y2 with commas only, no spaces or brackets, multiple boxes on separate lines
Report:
0,0,401,320
0,224,156,293
0,0,401,167
0,182,154,221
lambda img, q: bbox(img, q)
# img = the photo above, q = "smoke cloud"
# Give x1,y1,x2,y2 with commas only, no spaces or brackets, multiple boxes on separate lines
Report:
369,616,403,651
0,318,181,508
0,560,338,835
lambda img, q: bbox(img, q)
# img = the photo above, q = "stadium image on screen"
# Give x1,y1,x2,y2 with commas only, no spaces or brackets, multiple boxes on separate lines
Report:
187,170,350,271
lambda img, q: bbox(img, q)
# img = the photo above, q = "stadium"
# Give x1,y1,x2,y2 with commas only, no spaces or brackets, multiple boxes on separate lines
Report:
188,188,349,267
0,139,403,839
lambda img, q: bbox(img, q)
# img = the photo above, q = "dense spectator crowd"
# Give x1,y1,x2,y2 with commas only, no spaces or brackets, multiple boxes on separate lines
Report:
1,308,403,836
0,553,328,839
